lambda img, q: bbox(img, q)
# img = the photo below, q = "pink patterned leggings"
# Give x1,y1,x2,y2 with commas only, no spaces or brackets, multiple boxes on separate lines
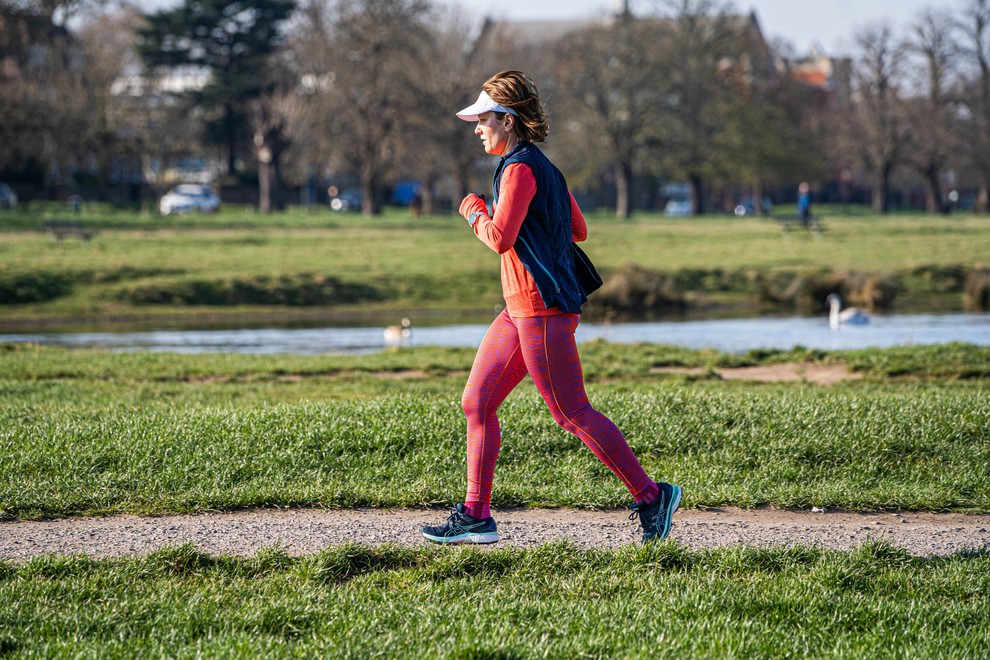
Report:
462,310,659,519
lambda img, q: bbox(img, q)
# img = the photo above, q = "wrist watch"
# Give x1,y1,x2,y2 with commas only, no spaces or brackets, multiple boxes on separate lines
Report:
468,210,483,226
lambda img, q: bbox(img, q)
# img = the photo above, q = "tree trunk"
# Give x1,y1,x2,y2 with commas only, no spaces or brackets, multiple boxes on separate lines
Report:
360,164,377,216
977,186,989,215
258,159,271,213
271,151,285,212
872,163,891,214
752,177,765,216
421,174,437,216
690,174,705,215
225,102,237,177
256,131,272,214
615,161,632,219
922,164,942,214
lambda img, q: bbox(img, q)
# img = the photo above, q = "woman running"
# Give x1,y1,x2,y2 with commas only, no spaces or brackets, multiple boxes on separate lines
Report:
421,70,681,545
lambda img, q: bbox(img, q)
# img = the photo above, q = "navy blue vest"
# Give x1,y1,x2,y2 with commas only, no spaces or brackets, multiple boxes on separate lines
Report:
492,142,588,314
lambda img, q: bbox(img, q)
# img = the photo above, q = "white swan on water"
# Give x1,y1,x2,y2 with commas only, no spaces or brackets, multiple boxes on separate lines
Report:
384,317,412,344
827,294,869,330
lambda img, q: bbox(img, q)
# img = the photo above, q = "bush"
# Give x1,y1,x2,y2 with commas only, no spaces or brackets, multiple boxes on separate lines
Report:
119,274,383,306
0,271,74,304
964,267,990,311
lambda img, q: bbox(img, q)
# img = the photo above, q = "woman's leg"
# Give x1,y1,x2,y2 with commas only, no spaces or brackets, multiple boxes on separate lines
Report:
461,310,528,519
515,314,659,504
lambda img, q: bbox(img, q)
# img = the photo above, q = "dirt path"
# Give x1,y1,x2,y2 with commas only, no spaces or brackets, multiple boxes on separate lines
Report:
2,507,988,561
652,363,864,385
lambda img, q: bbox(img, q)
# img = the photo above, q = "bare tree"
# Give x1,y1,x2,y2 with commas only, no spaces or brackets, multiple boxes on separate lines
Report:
654,0,748,214
74,4,147,202
555,16,670,219
903,8,959,213
249,84,302,212
304,0,433,216
956,0,990,212
716,71,820,216
281,0,336,202
846,23,911,214
0,3,89,195
395,9,494,214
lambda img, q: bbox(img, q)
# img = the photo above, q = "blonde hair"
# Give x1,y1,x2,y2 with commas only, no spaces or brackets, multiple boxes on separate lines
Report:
482,70,550,143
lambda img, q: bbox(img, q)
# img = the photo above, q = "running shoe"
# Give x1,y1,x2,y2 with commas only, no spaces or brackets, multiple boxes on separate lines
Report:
421,503,500,544
629,482,682,543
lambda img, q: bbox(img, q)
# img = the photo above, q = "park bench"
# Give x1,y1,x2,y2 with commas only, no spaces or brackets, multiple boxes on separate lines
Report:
772,214,823,238
43,220,94,242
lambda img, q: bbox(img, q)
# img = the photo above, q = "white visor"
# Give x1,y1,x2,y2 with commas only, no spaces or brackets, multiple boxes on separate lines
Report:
455,91,519,121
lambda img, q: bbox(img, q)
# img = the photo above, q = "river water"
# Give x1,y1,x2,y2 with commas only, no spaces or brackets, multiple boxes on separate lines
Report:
2,312,988,355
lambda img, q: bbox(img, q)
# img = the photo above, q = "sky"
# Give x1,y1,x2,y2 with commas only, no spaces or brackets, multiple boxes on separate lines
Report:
459,0,962,55
135,0,965,56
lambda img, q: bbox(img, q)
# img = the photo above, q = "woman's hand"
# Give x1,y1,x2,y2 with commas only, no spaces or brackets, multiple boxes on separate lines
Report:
459,194,487,223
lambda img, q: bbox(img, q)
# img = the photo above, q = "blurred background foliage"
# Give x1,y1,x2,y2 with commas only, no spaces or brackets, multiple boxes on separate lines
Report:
2,0,990,219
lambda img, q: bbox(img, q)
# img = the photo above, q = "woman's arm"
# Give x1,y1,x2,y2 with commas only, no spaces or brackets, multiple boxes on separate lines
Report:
570,192,587,242
471,163,536,254
464,164,585,250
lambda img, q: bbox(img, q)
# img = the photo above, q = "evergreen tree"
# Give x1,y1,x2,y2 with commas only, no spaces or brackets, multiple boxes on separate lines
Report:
137,0,296,176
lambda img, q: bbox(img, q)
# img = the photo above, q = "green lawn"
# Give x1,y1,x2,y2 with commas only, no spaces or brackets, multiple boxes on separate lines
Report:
2,542,987,657
2,343,988,520
1,343,988,656
3,207,989,657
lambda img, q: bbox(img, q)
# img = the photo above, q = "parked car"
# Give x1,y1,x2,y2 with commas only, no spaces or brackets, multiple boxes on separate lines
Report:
329,188,362,212
159,184,220,216
0,182,17,210
663,198,692,217
733,196,774,216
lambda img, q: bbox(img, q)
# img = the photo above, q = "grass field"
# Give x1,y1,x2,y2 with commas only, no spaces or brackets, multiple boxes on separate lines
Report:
2,204,989,325
2,542,988,657
3,206,989,656
1,343,989,656
1,342,988,521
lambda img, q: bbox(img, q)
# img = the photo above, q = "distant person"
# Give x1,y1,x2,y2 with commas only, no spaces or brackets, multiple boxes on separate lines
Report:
798,182,811,227
420,70,682,545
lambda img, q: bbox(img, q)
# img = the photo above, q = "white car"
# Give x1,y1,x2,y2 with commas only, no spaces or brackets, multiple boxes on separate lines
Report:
664,198,692,217
0,182,16,210
159,184,220,216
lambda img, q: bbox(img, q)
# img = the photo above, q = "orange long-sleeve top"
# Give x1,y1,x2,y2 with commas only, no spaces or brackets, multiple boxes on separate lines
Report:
472,162,587,317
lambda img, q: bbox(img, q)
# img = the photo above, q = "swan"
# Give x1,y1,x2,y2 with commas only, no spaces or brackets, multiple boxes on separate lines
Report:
384,317,412,344
826,294,869,329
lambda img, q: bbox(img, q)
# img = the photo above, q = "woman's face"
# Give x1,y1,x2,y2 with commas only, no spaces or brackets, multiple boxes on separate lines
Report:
475,111,514,155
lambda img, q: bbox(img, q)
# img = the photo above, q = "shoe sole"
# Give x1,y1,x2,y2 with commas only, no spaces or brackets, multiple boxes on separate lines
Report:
421,531,501,544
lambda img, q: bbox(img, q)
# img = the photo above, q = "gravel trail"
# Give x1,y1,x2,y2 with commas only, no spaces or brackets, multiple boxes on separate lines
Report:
2,507,989,561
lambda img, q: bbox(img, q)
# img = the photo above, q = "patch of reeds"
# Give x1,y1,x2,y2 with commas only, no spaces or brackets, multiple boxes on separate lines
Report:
590,264,905,316
587,263,687,316
908,264,967,294
752,269,899,314
964,267,990,311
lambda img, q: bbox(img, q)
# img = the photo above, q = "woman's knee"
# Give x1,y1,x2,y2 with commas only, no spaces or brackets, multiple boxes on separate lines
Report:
548,401,596,433
462,388,490,422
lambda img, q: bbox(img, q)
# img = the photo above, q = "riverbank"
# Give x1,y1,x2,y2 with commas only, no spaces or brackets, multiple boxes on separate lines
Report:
3,209,988,330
